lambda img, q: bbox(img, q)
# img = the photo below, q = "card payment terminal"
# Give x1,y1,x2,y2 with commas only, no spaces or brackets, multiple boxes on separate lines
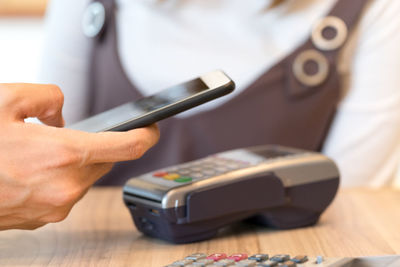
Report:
123,145,339,243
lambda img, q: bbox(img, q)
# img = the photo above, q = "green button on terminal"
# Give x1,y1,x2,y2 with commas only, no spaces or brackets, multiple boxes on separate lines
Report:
174,177,193,183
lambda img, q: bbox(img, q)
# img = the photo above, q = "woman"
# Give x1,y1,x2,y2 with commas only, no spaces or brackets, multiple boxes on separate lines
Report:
40,0,400,187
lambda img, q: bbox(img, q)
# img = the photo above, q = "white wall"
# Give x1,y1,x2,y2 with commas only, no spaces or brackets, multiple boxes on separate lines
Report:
0,18,44,83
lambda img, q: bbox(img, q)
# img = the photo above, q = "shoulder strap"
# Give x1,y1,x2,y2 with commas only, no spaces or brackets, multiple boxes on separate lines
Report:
285,0,369,98
292,0,369,60
329,0,369,31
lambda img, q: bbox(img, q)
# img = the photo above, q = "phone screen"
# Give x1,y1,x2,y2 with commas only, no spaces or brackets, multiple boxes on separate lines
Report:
134,79,208,112
71,78,209,132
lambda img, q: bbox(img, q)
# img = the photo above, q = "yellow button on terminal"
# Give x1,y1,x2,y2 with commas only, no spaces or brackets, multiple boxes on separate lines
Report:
163,173,180,180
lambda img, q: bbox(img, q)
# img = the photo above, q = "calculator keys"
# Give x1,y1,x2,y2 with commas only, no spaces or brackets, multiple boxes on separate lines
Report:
279,261,297,267
248,254,269,262
315,256,324,264
171,259,194,266
213,259,235,266
227,254,248,262
185,253,207,261
192,259,215,266
207,253,227,261
270,255,290,263
166,253,335,267
256,260,278,267
166,253,336,267
236,259,257,266
290,255,308,264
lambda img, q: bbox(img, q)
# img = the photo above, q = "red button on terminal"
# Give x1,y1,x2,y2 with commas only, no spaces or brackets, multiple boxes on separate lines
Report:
207,253,227,261
153,171,168,177
227,253,248,262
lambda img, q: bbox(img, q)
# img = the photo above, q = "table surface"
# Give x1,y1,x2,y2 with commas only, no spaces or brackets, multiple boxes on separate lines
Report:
1,187,399,267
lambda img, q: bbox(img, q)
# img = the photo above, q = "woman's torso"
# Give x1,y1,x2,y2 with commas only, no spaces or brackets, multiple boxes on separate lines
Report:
86,0,367,185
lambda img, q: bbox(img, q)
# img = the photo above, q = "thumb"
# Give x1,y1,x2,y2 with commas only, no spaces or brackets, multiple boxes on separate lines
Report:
0,83,65,127
67,124,160,164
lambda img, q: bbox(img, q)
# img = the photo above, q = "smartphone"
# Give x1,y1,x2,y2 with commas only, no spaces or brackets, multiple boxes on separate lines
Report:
69,70,235,132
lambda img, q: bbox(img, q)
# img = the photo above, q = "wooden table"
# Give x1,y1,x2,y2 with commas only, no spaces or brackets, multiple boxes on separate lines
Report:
1,187,400,266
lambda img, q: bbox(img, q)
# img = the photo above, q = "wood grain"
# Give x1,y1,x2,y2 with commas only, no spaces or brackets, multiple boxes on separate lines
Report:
0,0,48,16
0,187,399,266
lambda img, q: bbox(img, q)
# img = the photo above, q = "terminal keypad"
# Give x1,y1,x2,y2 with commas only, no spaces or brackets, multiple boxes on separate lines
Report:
152,157,251,184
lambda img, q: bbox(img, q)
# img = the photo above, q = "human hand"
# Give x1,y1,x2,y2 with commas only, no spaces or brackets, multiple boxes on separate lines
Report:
0,83,159,230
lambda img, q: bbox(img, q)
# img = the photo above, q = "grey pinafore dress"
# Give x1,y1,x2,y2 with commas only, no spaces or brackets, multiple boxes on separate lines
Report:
83,0,368,185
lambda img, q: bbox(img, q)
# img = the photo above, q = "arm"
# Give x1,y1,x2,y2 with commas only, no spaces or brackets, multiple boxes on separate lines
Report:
39,0,92,124
323,0,400,187
0,83,159,230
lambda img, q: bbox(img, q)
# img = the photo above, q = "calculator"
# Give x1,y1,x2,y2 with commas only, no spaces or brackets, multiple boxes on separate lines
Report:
164,253,400,266
123,145,340,243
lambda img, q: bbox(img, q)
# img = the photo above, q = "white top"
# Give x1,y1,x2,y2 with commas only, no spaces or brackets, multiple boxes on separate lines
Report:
39,0,400,187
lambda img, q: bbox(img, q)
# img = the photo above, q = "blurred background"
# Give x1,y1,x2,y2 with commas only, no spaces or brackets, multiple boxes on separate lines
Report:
0,0,47,83
0,0,399,186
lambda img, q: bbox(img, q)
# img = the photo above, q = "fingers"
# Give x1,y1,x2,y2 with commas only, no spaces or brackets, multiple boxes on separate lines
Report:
14,122,159,168
82,124,160,164
52,124,160,165
0,83,65,127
